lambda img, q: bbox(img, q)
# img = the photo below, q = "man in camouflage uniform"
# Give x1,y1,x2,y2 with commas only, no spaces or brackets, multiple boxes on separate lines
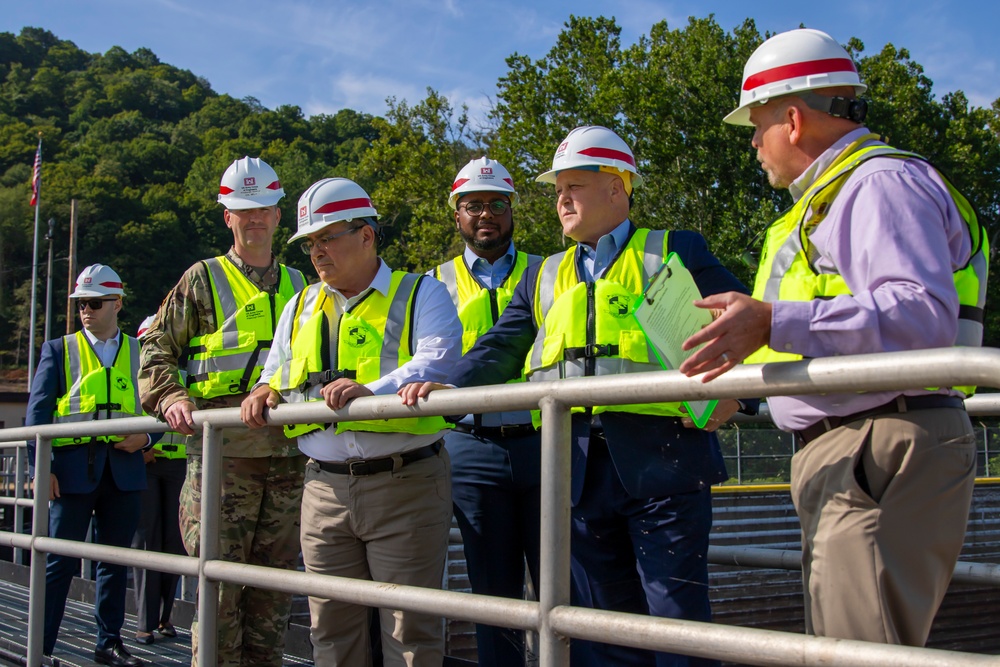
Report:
139,157,308,667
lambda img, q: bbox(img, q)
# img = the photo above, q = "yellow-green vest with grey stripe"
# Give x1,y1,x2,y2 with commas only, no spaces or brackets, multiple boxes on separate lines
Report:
53,331,143,447
525,228,687,425
269,273,450,438
746,136,988,396
185,256,307,398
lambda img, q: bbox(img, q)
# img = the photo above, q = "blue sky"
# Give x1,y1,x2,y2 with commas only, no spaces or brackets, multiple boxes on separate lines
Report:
4,0,998,127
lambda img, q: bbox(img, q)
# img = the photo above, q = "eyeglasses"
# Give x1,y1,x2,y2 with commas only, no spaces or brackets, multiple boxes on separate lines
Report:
300,226,362,255
77,298,118,311
459,200,510,216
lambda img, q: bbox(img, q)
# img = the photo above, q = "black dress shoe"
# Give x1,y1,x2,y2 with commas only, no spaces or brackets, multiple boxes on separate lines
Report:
94,639,143,667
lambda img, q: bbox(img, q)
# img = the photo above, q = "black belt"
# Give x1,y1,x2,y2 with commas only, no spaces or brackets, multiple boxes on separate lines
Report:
795,395,965,445
314,440,442,476
452,423,536,439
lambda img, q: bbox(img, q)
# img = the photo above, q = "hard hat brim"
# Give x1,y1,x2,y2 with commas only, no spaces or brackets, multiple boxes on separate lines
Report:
535,167,644,188
70,288,122,298
450,187,519,210
218,192,284,210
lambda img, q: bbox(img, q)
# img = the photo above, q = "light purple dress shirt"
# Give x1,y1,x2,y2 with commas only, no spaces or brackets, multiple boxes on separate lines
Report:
768,127,971,432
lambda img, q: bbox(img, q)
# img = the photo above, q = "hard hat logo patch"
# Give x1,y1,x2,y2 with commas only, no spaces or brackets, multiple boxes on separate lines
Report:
244,177,256,187
299,205,307,218
83,277,92,284
555,141,569,159
481,167,493,175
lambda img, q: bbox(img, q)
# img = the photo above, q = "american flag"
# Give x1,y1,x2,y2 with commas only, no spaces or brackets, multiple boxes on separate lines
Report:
29,138,41,207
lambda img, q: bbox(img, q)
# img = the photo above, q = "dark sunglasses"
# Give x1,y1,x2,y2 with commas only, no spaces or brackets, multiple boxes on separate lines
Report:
77,298,118,311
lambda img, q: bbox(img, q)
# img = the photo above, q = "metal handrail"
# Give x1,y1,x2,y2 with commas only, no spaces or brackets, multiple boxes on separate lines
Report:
5,347,1000,667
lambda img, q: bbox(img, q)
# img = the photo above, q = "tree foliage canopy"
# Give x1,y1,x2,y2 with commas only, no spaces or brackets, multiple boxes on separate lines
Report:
1,18,998,368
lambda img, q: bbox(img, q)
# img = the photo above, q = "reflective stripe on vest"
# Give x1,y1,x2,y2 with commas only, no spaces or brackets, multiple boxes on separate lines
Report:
185,257,307,398
53,332,143,447
746,138,988,395
524,228,686,423
269,274,450,438
436,251,541,429
435,251,541,354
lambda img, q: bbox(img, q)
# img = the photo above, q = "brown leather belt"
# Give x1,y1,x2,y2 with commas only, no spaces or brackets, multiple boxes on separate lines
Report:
452,423,536,439
314,440,442,476
795,395,965,445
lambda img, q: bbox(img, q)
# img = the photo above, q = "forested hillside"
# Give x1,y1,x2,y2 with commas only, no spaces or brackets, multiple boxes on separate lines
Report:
1,17,998,370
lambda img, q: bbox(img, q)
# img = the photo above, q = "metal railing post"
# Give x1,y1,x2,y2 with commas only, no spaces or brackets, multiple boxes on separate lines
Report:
538,397,572,666
198,423,222,667
27,435,52,667
14,444,26,565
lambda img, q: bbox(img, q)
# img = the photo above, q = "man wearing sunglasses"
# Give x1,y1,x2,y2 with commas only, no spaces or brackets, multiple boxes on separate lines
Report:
427,157,541,667
26,263,158,667
242,177,462,666
138,157,308,667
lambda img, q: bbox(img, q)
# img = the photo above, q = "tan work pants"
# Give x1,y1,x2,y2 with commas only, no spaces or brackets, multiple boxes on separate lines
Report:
790,407,975,645
300,450,452,666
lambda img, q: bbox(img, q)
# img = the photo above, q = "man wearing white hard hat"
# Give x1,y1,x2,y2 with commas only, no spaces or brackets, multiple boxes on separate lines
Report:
242,177,462,666
139,156,308,666
27,264,157,666
681,28,987,646
429,157,541,666
403,127,753,666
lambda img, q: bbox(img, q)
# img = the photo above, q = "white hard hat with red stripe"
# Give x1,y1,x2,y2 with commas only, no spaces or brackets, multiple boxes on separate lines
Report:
137,315,156,339
217,156,285,209
70,264,125,298
725,28,867,126
290,177,379,243
449,157,519,209
535,126,643,188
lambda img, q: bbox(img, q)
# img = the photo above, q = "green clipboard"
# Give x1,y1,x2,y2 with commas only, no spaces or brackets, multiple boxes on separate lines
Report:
632,252,717,428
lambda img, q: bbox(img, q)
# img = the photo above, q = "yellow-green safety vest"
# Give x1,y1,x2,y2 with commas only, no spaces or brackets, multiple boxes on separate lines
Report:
746,135,988,396
433,251,541,353
525,228,686,425
53,331,143,447
153,431,187,459
185,256,307,398
269,273,451,438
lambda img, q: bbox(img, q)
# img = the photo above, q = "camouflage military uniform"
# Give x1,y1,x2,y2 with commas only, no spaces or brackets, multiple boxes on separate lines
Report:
139,247,306,667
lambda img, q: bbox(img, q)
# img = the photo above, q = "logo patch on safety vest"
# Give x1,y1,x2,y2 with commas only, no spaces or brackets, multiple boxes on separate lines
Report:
347,326,368,347
604,295,630,318
244,303,263,320
116,377,129,391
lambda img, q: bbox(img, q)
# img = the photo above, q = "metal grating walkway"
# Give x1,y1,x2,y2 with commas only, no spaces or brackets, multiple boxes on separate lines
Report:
0,578,312,666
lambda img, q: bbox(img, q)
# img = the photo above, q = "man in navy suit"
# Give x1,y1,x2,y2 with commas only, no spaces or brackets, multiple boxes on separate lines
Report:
402,127,755,666
27,264,156,667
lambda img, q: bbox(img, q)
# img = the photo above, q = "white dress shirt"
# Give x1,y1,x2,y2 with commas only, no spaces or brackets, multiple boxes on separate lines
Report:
83,327,121,366
260,260,462,461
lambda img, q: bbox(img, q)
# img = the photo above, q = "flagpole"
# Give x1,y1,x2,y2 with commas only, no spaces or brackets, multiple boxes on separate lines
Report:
27,134,41,390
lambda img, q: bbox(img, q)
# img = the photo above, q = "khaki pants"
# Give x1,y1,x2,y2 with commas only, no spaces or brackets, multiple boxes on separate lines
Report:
790,407,975,645
300,450,452,666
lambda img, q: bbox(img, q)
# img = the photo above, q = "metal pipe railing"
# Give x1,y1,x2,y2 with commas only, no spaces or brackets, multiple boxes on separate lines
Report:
4,347,1000,667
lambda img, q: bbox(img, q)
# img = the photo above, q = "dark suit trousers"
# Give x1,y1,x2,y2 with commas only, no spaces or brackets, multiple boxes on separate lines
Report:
446,429,541,667
131,457,186,632
569,435,716,667
45,457,141,655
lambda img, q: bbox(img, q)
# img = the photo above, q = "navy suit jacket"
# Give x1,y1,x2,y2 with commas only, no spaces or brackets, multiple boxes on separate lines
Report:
448,228,755,503
26,335,150,495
